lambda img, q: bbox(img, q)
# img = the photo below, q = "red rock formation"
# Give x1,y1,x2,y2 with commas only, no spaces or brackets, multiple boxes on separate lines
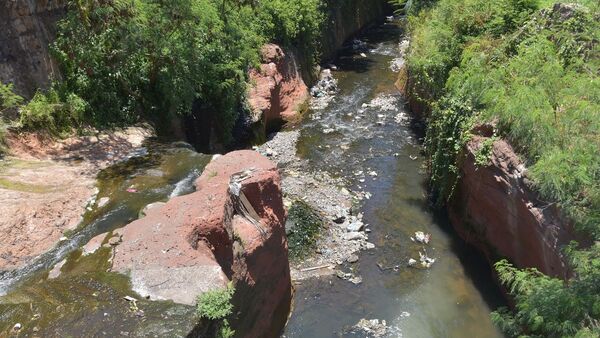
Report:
248,44,309,131
111,150,291,337
449,135,576,278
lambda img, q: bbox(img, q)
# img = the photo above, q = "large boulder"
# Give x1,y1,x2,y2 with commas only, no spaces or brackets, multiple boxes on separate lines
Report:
247,44,309,131
111,150,292,337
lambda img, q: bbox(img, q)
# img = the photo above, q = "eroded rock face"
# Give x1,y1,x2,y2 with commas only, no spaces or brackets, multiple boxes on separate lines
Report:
449,136,576,278
111,150,291,337
248,44,309,131
0,0,66,97
320,0,391,61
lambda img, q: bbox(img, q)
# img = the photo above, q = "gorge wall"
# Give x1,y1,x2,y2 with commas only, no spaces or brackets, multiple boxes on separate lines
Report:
0,0,66,98
320,0,391,62
448,134,575,278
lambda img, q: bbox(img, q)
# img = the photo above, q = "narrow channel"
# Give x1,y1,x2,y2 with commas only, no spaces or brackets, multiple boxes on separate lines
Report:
284,20,505,337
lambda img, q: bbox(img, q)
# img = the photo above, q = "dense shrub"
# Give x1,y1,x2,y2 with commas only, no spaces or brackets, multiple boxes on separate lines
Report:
15,0,324,141
406,0,600,335
0,83,25,153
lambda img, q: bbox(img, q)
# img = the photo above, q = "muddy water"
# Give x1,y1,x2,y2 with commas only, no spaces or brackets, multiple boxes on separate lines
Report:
284,21,505,337
0,143,211,336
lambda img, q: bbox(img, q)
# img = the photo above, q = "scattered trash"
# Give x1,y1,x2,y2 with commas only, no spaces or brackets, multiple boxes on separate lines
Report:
126,187,138,193
400,311,411,318
336,270,362,284
408,258,417,267
410,231,431,244
13,323,22,331
360,52,367,58
349,276,363,284
300,264,332,272
409,155,418,160
352,318,388,337
419,251,436,268
124,295,137,302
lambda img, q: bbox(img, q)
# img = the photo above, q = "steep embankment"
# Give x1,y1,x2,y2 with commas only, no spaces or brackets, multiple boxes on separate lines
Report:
448,133,575,278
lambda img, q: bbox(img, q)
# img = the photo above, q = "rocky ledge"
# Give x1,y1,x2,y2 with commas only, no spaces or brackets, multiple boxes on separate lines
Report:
103,150,291,337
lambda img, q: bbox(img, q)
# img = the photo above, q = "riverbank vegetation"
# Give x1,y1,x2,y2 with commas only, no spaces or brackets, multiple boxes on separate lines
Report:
1,0,324,145
399,0,599,335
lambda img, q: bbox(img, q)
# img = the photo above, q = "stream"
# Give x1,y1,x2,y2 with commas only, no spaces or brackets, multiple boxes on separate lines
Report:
283,20,505,337
0,19,505,338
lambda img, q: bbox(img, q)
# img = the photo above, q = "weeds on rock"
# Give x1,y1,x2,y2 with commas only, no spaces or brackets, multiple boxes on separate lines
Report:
197,282,235,338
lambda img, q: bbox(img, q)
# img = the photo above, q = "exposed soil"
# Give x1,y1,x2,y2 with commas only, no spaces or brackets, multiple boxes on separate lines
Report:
0,126,153,271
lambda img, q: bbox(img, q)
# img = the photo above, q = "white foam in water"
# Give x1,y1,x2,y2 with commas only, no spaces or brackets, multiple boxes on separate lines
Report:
169,169,200,198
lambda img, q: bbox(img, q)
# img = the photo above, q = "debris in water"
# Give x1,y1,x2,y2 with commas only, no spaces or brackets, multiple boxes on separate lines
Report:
349,276,363,284
419,251,436,268
123,295,137,302
400,311,411,318
353,318,388,337
410,231,431,244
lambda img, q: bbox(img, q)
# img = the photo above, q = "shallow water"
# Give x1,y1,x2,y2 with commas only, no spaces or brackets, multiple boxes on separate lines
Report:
0,143,211,336
284,21,505,337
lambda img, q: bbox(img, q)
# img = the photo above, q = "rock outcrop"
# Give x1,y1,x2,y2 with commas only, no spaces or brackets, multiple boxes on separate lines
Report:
0,0,66,97
247,44,309,132
448,134,576,278
320,0,391,61
111,150,292,337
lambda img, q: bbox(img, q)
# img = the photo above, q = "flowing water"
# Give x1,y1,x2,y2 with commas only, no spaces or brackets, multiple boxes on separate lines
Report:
0,144,212,336
283,21,505,337
0,19,505,338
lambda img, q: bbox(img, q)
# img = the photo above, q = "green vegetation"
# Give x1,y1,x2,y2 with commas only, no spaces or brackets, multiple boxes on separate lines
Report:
197,282,235,338
405,0,599,336
0,82,24,154
6,0,324,143
287,200,323,260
